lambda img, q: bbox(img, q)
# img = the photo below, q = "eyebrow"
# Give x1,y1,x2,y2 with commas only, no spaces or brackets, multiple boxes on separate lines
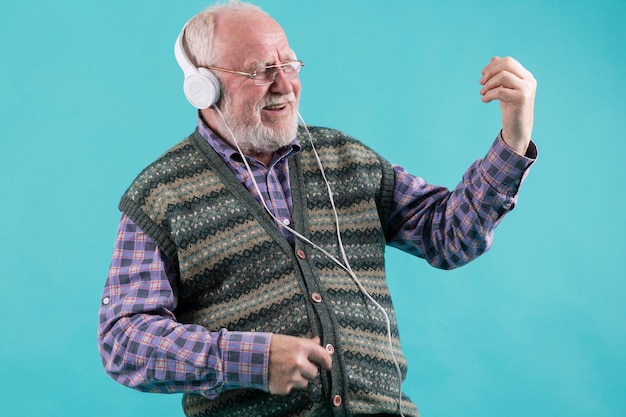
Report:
248,59,265,72
248,53,297,71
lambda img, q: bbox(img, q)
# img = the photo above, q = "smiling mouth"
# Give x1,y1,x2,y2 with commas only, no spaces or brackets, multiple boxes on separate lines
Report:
264,103,287,111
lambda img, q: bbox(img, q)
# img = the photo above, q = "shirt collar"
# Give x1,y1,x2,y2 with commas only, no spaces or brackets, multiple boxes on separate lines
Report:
196,112,301,166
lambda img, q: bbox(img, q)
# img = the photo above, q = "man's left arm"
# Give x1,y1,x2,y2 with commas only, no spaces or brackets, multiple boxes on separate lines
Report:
386,56,537,269
387,134,536,269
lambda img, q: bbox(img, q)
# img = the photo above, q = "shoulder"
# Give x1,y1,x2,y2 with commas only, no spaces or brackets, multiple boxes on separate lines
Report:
118,131,215,218
123,132,206,196
297,125,362,147
297,125,391,168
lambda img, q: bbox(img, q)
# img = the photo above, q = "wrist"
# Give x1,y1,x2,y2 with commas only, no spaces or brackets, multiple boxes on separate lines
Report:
501,129,531,156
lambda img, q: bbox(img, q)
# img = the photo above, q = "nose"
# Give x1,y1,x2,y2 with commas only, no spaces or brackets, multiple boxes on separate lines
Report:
269,67,294,94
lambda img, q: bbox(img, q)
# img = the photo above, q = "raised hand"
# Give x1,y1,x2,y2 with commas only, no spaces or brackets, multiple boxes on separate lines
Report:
480,56,537,155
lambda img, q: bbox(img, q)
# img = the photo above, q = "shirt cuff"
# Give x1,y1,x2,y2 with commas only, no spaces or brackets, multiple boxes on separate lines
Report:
220,331,271,392
480,132,537,196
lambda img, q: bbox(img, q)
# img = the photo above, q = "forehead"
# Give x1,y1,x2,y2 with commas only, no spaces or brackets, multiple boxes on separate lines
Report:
213,9,291,67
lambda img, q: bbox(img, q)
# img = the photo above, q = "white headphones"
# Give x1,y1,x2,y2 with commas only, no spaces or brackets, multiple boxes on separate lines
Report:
174,23,221,109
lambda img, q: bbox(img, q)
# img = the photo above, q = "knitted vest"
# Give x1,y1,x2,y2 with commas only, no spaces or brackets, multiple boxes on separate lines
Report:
119,126,419,417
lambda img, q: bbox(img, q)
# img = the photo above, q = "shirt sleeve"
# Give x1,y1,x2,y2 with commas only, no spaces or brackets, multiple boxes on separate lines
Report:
386,132,537,269
97,214,271,398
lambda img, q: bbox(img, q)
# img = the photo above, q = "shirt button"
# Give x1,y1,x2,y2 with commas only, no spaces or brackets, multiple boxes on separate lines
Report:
311,292,322,303
282,218,291,226
332,394,343,407
325,344,335,354
102,296,110,305
296,249,306,259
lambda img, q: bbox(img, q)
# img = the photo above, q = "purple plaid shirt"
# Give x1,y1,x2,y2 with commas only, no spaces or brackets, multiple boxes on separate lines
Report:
200,122,301,245
98,118,536,398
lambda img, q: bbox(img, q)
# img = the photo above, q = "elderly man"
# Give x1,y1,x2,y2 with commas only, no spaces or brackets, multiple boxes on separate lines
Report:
98,1,537,416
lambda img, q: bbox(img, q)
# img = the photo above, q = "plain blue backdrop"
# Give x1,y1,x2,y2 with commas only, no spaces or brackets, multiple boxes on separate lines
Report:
1,0,624,416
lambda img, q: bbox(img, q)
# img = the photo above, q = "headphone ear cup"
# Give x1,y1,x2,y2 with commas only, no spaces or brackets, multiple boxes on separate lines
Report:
182,68,221,109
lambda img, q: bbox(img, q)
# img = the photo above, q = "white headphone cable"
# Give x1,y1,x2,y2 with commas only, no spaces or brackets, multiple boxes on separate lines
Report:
214,105,405,416
298,114,406,417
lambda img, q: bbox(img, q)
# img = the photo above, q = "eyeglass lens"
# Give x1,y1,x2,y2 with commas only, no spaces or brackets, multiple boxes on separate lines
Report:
254,61,302,85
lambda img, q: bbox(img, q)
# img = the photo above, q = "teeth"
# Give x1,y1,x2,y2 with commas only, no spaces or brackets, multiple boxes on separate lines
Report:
265,104,285,110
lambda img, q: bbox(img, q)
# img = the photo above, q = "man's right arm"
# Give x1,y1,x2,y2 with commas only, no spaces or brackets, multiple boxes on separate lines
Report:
97,214,271,398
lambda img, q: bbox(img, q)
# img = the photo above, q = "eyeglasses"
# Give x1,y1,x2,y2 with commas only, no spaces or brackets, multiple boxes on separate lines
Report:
205,60,304,86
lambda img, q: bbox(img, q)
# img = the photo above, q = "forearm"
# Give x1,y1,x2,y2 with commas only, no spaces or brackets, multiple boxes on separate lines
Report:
99,312,270,397
387,133,536,269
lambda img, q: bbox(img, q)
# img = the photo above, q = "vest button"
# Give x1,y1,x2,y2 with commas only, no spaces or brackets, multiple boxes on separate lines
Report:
311,292,322,303
296,249,306,259
325,344,335,354
332,394,342,407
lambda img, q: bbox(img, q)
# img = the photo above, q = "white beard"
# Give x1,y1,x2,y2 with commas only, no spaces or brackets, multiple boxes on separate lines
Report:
219,91,299,154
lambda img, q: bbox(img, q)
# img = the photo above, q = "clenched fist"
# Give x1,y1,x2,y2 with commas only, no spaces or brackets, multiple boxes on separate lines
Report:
480,56,537,155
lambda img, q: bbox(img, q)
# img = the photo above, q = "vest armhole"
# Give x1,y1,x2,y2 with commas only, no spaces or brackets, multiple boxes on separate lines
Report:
118,197,178,262
375,154,395,241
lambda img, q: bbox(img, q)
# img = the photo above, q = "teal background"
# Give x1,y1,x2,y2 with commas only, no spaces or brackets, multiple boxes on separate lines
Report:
1,0,624,415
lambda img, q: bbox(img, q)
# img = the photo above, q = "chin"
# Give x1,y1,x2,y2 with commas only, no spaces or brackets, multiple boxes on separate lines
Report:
223,102,299,154
230,121,296,155
253,117,299,152
253,128,297,153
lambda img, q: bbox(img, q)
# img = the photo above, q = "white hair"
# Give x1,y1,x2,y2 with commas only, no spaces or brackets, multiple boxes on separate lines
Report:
183,1,268,67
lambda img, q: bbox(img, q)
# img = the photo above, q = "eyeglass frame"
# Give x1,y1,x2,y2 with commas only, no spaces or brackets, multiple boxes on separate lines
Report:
204,60,304,86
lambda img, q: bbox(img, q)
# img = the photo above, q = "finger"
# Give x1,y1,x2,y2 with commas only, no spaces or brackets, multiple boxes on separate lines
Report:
479,74,508,103
481,84,519,104
480,71,518,95
481,56,533,84
285,374,309,393
481,55,500,75
307,342,333,371
299,360,320,380
481,73,535,105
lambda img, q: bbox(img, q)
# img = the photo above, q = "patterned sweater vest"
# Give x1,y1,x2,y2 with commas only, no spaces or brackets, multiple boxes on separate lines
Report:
119,126,419,417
